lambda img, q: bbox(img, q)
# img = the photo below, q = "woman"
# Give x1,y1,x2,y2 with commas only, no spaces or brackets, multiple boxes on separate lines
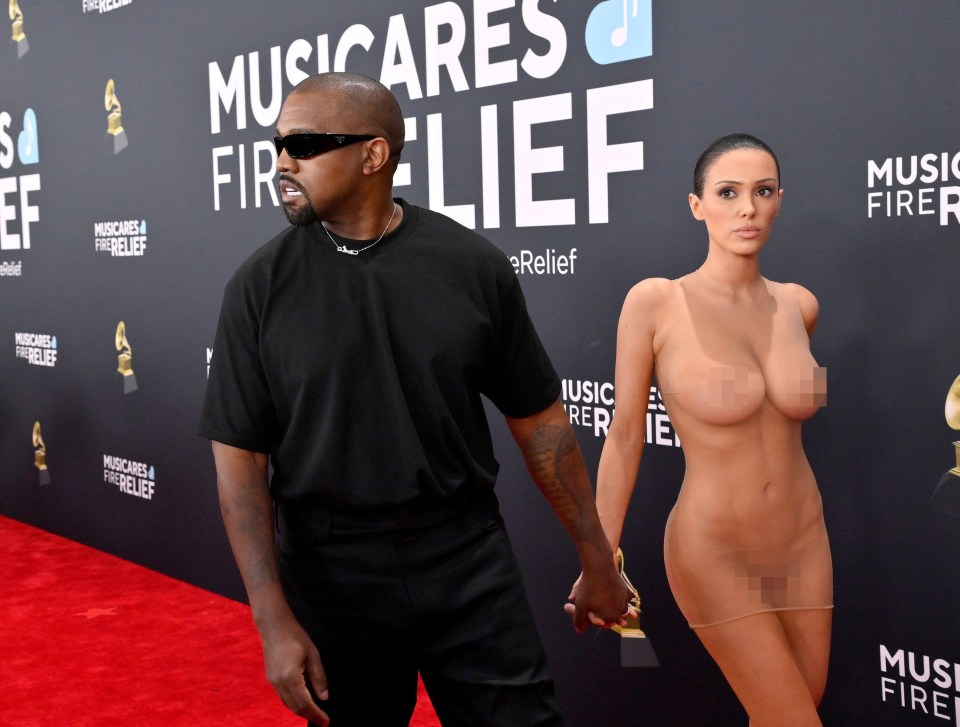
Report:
591,134,832,725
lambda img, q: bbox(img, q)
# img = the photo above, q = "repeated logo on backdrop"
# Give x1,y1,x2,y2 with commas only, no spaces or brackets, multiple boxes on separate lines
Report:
115,321,138,394
94,218,147,256
32,420,50,485
562,377,679,446
509,247,578,277
931,374,960,516
15,330,57,366
880,644,960,724
867,151,960,226
585,0,652,65
9,0,28,58
82,0,132,15
207,0,655,277
946,375,960,472
103,454,156,500
104,79,128,154
0,105,41,277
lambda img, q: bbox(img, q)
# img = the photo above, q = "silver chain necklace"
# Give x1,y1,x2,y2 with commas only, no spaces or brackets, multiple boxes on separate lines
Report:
321,203,398,255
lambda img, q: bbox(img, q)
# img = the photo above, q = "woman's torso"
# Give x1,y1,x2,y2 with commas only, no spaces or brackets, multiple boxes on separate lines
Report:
654,274,826,551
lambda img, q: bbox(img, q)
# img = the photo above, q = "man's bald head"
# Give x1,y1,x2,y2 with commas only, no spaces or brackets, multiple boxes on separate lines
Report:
289,73,405,159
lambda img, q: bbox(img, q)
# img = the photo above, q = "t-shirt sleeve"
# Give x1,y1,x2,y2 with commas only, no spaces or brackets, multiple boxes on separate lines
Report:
197,271,279,453
483,273,562,419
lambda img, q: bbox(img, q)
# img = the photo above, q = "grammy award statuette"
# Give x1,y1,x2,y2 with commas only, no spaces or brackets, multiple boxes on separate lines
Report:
33,421,50,486
105,79,128,154
593,549,659,667
116,321,138,394
932,374,960,515
9,0,28,58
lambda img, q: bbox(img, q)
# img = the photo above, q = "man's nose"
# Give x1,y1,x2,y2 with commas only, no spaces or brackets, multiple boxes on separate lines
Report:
276,147,297,174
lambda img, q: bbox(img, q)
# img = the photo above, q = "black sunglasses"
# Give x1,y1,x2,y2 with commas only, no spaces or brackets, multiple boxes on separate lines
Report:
273,133,376,159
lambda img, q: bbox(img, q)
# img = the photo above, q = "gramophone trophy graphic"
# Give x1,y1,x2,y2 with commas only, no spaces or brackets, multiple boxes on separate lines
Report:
593,549,659,667
105,79,128,154
932,374,960,515
9,0,28,58
32,421,50,486
116,321,138,394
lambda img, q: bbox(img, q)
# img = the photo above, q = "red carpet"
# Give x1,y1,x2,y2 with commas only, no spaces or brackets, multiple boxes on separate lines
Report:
0,515,441,726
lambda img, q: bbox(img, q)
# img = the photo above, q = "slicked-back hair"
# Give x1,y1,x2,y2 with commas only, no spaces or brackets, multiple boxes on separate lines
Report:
693,133,780,198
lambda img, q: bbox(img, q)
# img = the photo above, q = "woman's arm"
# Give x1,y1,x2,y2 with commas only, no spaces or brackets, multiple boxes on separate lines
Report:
595,278,667,552
785,282,819,339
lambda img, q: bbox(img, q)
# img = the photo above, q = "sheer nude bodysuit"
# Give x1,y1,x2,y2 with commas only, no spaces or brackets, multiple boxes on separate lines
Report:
654,276,832,628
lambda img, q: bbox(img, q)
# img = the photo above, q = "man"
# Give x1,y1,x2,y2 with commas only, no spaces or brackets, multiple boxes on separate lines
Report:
199,72,630,727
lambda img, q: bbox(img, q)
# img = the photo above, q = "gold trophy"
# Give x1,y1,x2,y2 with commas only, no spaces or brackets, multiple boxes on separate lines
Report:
116,321,138,393
932,374,960,514
9,0,28,58
947,374,960,473
33,421,50,485
594,549,659,667
104,79,128,154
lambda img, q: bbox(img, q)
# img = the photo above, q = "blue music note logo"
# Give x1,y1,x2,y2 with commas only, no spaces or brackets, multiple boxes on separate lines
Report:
17,108,39,165
585,0,652,65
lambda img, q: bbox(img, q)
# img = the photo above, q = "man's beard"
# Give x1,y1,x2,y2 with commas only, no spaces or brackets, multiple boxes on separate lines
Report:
283,196,317,226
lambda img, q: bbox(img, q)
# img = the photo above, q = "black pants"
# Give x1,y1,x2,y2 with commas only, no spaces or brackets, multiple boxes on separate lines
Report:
276,488,564,727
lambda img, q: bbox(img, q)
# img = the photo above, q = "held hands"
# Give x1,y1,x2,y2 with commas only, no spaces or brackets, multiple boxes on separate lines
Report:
259,612,331,726
564,562,637,634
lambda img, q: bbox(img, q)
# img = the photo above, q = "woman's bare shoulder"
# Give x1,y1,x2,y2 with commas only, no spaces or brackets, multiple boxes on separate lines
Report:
773,280,819,335
622,277,674,314
619,278,676,351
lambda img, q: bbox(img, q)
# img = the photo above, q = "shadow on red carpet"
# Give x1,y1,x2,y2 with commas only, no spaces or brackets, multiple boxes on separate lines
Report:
0,515,441,726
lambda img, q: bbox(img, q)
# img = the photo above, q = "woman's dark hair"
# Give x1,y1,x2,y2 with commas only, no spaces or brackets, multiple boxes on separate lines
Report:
693,133,780,198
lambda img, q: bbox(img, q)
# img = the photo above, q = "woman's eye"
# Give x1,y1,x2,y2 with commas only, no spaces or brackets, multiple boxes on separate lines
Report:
719,188,735,199
757,187,773,197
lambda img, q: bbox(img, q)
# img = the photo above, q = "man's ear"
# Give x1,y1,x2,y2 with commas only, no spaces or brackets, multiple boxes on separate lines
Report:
362,138,393,176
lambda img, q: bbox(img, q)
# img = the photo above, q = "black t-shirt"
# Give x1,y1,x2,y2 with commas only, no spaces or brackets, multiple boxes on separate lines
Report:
198,199,560,508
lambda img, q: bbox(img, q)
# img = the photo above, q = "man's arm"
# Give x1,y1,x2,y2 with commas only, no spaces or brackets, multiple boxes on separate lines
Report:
505,399,631,633
211,441,330,725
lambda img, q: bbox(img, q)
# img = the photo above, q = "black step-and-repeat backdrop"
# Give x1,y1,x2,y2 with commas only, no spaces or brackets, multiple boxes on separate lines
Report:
3,2,959,724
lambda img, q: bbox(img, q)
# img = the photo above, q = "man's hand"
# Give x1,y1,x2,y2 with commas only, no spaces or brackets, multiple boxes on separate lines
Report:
505,399,636,633
260,612,330,725
564,568,636,633
211,441,330,722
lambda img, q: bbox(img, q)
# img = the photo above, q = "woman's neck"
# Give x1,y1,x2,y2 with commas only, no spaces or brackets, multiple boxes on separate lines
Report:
694,248,763,296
